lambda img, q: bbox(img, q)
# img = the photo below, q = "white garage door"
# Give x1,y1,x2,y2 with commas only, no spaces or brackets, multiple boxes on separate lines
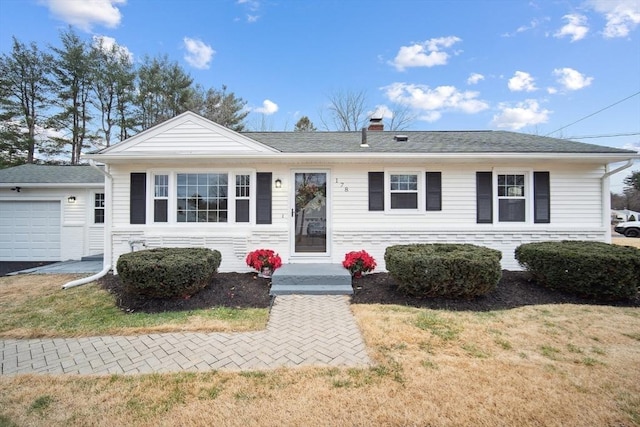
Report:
0,201,61,261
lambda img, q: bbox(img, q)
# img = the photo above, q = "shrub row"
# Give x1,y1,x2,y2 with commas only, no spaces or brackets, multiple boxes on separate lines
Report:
515,241,640,300
384,244,502,298
117,247,221,298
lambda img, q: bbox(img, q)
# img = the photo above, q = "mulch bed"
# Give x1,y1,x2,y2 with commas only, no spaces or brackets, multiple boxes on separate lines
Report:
99,270,639,313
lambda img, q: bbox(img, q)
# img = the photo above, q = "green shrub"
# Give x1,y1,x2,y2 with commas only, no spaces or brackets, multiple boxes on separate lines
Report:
515,241,640,300
116,247,221,298
384,244,502,298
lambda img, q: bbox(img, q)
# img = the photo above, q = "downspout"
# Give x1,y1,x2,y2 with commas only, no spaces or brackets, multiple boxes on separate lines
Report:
601,159,634,243
63,160,113,289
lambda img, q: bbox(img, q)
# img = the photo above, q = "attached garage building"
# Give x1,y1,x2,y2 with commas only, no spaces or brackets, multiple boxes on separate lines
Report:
0,164,105,262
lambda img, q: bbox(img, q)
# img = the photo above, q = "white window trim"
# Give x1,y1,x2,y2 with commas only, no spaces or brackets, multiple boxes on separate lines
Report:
146,170,256,225
384,169,423,214
493,169,533,224
91,191,106,225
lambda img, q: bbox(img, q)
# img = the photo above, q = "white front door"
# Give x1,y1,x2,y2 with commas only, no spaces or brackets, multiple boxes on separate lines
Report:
292,171,329,256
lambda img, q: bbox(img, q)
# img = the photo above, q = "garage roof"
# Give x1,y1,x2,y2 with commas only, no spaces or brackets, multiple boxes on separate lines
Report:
0,164,104,184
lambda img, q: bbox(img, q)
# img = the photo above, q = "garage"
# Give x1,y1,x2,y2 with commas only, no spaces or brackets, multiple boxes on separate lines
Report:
0,201,61,261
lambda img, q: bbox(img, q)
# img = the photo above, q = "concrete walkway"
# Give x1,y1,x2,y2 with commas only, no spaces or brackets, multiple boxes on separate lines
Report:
7,259,103,275
0,295,371,375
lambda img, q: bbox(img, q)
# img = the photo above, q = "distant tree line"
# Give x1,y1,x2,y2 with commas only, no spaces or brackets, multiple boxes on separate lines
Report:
611,170,640,213
0,27,248,167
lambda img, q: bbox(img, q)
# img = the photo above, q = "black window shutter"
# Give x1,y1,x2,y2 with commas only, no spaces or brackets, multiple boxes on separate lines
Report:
476,172,493,223
368,172,384,211
256,172,272,224
534,171,551,223
425,172,442,211
130,173,146,224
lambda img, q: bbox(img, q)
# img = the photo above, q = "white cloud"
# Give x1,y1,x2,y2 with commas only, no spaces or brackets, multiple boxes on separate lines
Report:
92,35,133,62
508,71,537,92
247,14,259,23
382,83,489,121
547,87,558,94
502,17,550,37
183,37,215,70
254,99,278,115
391,36,461,71
467,73,485,85
492,99,551,130
554,14,589,41
588,0,640,38
43,0,125,32
553,67,593,91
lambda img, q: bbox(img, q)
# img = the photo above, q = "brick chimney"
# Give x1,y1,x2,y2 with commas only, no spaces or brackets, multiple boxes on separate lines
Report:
368,117,384,131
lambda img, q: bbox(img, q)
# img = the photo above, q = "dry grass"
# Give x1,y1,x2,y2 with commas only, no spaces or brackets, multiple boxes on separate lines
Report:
2,299,639,426
613,237,640,249
0,275,267,338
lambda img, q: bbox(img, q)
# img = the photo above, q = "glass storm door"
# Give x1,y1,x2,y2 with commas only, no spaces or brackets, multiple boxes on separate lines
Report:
293,172,328,254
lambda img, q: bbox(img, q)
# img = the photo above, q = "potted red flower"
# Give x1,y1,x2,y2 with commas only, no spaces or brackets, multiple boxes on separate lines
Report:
246,249,282,278
342,250,377,278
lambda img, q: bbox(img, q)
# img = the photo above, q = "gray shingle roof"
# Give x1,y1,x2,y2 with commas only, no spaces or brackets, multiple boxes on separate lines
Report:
243,130,637,154
0,164,104,184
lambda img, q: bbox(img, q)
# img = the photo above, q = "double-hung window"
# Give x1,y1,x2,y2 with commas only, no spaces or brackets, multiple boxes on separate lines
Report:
235,174,250,223
154,174,169,222
94,193,105,224
389,173,419,210
497,174,526,222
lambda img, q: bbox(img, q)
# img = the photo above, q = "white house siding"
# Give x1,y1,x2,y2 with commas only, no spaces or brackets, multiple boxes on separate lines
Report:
107,161,609,272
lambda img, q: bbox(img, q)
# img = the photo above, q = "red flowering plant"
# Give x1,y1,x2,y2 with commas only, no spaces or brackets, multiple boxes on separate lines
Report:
342,250,377,278
246,249,282,277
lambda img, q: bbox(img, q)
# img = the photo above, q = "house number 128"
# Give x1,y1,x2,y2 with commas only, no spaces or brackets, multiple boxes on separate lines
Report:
335,178,348,192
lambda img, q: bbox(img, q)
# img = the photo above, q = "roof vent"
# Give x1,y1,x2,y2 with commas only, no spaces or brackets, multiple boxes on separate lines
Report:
393,135,408,142
360,128,369,147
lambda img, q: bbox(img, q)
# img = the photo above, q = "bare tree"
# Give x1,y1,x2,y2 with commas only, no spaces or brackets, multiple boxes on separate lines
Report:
386,104,416,131
320,89,368,131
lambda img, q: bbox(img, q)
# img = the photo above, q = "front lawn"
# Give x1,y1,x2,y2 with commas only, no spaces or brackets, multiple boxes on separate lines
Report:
0,274,267,338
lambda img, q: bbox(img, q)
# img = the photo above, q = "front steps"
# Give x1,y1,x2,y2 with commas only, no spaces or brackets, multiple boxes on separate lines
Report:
270,263,353,296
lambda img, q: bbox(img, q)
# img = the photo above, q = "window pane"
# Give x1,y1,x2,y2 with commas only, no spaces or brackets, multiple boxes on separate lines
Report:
391,193,418,209
175,173,228,223
499,199,525,222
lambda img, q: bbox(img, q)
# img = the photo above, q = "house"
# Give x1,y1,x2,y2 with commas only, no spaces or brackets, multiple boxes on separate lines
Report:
0,164,106,262
85,111,639,272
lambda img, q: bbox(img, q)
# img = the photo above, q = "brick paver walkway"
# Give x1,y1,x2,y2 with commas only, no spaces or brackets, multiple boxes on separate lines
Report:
1,295,371,375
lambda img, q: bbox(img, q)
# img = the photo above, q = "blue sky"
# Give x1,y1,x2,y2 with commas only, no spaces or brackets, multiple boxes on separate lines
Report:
1,0,639,190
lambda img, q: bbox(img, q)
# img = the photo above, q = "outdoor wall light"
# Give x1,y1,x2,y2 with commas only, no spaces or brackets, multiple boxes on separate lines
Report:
275,178,282,188
67,196,76,203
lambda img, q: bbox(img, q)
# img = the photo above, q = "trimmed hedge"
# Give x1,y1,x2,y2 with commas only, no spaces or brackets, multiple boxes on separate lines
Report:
515,241,640,300
384,244,502,298
116,247,221,299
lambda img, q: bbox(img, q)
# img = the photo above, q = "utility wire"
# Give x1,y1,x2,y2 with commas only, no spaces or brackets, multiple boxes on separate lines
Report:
545,91,640,137
569,132,640,139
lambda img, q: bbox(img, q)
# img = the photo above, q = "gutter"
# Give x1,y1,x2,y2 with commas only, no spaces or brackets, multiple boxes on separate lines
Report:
63,160,113,289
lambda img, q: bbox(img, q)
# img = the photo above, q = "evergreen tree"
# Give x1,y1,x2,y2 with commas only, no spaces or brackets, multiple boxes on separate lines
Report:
48,28,96,164
136,55,193,130
90,37,136,147
193,85,249,131
0,37,52,164
294,116,317,132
